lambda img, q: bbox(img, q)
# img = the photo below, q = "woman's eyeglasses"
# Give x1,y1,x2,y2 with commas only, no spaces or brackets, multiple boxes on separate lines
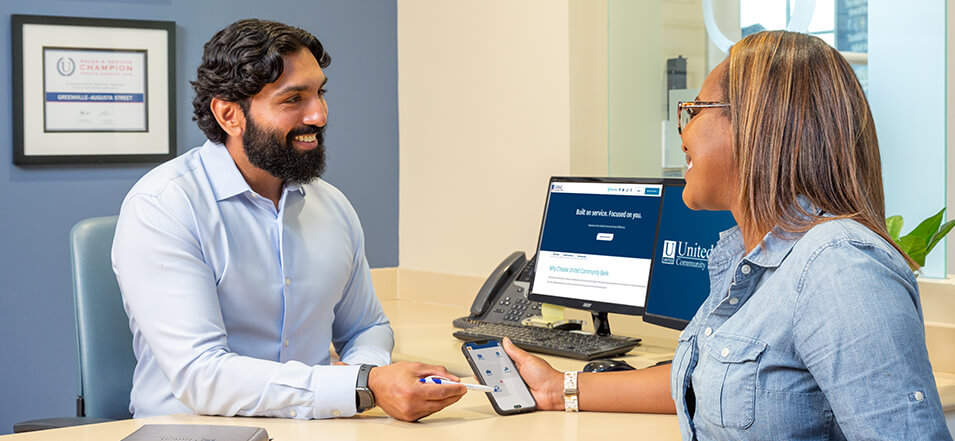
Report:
677,101,730,134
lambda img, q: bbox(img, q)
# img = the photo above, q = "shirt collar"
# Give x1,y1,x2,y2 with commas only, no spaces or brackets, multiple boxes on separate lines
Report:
712,195,825,270
741,195,822,269
198,140,306,201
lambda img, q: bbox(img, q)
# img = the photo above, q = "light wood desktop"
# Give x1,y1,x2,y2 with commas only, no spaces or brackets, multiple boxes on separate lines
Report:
2,299,681,440
4,295,953,440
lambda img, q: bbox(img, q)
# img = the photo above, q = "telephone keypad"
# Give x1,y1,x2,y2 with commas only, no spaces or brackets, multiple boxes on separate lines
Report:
488,282,541,324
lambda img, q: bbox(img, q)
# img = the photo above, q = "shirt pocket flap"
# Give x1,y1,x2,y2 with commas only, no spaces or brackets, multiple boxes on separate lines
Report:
703,334,767,364
678,330,694,343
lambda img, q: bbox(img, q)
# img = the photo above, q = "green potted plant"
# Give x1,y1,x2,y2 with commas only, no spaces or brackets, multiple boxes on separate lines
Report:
886,208,955,271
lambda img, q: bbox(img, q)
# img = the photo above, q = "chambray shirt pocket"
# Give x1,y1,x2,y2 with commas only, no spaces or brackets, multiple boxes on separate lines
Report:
698,333,768,429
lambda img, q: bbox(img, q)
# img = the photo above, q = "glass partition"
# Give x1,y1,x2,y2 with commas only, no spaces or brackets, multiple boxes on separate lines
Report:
606,0,945,276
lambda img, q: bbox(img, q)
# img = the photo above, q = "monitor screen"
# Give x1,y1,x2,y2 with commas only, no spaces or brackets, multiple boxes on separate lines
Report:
529,177,664,316
642,179,737,330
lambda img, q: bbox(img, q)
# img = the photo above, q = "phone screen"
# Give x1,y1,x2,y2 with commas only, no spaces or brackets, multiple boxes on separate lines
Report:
463,340,536,414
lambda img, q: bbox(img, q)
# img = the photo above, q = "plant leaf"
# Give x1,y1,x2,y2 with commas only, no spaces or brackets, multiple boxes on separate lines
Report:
886,215,903,242
906,208,945,243
900,235,928,267
927,219,955,254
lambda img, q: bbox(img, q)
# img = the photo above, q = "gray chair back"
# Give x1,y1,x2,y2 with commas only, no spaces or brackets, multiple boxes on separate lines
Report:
71,216,135,419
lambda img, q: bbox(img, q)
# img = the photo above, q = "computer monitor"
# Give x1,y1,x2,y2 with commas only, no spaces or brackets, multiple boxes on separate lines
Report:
528,177,664,336
642,179,737,330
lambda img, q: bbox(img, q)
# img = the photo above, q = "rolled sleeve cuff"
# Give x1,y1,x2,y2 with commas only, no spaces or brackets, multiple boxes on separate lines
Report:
340,347,392,368
307,364,360,418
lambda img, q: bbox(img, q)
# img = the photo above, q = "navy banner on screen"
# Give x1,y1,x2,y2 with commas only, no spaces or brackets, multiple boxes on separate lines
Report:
538,192,661,259
644,184,736,328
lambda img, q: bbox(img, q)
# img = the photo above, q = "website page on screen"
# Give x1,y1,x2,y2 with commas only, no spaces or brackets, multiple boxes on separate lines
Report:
531,181,662,308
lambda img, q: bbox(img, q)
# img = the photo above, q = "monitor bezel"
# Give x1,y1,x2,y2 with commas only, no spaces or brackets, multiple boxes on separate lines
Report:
527,176,664,316
641,178,699,331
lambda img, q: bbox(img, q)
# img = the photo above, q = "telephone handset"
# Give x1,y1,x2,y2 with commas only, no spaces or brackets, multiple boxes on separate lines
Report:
453,251,543,329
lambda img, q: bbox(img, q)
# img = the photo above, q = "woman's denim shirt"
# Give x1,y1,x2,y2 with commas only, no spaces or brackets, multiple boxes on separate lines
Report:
670,218,951,441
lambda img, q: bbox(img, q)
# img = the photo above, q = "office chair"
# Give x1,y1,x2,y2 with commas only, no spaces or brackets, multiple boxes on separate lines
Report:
14,216,135,432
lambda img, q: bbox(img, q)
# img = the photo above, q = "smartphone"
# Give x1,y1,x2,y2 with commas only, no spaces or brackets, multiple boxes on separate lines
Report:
461,340,537,415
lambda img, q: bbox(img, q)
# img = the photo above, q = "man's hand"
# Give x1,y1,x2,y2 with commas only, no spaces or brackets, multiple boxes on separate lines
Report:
502,337,564,410
367,361,466,421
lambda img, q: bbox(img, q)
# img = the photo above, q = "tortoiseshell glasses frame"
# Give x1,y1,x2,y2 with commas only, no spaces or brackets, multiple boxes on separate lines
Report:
677,101,730,134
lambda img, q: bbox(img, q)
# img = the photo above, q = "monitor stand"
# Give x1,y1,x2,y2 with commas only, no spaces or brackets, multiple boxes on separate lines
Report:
592,311,612,337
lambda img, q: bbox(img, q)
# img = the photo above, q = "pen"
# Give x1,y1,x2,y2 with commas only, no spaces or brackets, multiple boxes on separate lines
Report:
418,375,496,392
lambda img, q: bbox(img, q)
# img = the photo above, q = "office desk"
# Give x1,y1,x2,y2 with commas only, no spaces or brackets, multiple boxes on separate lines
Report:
1,299,681,440
5,297,953,439
2,392,680,441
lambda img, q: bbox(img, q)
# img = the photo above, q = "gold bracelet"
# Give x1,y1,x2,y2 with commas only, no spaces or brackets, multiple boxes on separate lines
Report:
563,371,579,412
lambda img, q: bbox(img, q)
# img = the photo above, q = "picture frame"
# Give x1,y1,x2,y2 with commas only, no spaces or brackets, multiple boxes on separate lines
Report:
12,14,176,165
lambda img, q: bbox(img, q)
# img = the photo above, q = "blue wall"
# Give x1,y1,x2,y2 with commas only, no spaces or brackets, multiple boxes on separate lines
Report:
0,0,398,433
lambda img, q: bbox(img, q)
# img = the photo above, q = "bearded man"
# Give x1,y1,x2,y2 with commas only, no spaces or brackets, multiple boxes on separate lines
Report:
112,19,464,422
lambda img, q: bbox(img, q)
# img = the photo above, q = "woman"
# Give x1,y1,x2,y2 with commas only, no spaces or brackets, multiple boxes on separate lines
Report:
504,30,952,440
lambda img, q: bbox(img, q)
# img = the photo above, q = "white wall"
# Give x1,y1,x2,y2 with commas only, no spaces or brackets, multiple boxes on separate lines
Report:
569,0,609,177
397,0,572,278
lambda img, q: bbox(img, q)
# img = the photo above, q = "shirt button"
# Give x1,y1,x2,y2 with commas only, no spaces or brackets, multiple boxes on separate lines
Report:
289,410,297,417
728,297,739,305
284,339,290,347
914,391,925,401
740,264,751,275
332,410,341,417
285,278,292,286
704,327,713,336
721,347,730,357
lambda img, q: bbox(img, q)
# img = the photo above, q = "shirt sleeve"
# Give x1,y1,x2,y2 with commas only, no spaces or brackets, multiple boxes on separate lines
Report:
331,203,394,367
113,192,362,419
792,240,951,440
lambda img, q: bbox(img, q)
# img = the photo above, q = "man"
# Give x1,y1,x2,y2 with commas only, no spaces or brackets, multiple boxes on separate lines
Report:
112,19,464,422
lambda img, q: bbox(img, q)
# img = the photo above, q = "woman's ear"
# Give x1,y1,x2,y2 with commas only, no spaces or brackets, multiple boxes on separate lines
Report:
210,97,245,138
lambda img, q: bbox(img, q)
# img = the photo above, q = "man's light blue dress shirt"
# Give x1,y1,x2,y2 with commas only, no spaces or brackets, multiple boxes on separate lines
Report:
112,141,393,419
671,216,952,440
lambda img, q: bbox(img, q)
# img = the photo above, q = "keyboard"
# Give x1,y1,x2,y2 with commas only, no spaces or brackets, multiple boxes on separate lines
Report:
452,322,641,361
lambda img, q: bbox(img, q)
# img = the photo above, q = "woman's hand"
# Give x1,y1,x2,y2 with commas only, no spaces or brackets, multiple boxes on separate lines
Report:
502,337,565,410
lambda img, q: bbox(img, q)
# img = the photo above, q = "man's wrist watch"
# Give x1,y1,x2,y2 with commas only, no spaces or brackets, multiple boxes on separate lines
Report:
563,371,579,412
355,364,376,413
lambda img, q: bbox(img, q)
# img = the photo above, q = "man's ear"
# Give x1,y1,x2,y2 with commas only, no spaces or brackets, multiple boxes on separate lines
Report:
210,97,245,138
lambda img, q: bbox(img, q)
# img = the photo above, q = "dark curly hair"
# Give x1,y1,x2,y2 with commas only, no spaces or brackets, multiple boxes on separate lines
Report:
191,19,331,144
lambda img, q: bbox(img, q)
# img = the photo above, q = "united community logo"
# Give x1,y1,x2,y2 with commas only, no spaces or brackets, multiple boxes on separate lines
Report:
659,239,713,271
56,57,76,76
662,240,676,264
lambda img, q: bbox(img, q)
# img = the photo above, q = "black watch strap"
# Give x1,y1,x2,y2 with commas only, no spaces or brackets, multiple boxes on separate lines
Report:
355,364,376,413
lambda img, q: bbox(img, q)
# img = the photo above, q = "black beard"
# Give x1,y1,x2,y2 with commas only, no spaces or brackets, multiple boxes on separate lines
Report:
242,114,326,185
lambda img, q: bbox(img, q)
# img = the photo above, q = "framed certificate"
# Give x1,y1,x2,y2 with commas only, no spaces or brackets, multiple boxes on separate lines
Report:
12,15,176,165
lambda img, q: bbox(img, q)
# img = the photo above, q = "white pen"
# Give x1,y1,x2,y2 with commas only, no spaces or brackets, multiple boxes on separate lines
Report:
418,375,497,392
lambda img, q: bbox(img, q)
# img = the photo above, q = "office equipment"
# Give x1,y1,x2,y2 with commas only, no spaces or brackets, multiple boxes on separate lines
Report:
461,340,536,415
642,179,736,330
454,177,662,360
453,322,640,360
14,216,135,433
528,177,664,336
582,358,635,373
452,251,543,329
